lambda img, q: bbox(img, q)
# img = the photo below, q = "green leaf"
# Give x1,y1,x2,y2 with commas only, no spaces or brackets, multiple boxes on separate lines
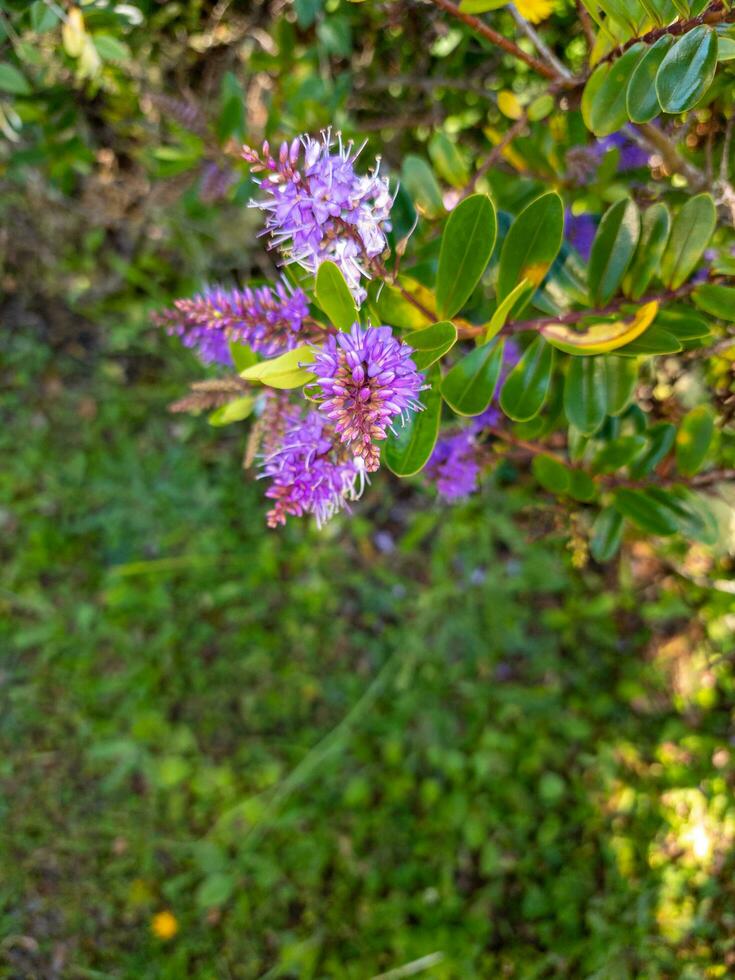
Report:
484,278,531,342
603,356,638,416
436,194,497,319
497,192,564,316
629,422,676,478
532,455,571,494
208,396,255,427
401,155,444,219
196,872,236,910
590,508,624,562
613,488,679,536
645,486,717,544
593,435,647,472
228,341,258,371
499,337,554,422
315,261,358,330
0,62,31,95
458,0,508,10
675,405,714,476
656,26,718,114
428,132,469,188
383,368,442,476
660,193,716,290
368,280,431,330
93,34,130,61
30,1,59,32
588,199,640,306
404,321,457,371
626,35,673,123
441,339,506,416
582,44,646,137
240,347,315,389
564,357,607,435
617,324,682,356
217,71,245,142
622,203,671,300
692,284,735,322
655,306,712,341
568,469,597,502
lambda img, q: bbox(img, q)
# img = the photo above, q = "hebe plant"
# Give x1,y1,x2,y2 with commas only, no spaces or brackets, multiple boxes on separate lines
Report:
157,0,735,562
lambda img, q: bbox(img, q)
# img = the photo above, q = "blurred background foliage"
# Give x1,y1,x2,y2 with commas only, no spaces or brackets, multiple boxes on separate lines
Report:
2,0,735,977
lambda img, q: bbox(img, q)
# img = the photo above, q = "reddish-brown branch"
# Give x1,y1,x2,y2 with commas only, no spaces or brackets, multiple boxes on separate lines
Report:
456,278,718,341
592,1,734,74
425,0,561,81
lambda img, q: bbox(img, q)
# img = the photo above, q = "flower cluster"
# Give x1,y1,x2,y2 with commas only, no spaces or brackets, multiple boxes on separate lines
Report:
310,325,424,472
260,407,366,528
154,281,311,365
243,130,393,303
159,130,427,529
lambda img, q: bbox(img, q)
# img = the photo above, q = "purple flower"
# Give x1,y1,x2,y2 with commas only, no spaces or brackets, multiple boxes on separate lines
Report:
154,281,311,365
244,130,393,303
310,324,424,472
425,431,481,501
260,409,365,528
597,132,649,171
565,210,597,262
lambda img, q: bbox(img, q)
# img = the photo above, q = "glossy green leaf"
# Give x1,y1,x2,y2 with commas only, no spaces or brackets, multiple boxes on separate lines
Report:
532,455,571,494
622,203,671,300
590,508,624,562
655,306,712,340
692,284,735,322
656,26,718,114
383,368,442,476
208,396,255,427
315,261,358,331
441,339,506,416
675,405,715,476
240,347,315,389
564,357,606,435
401,155,443,219
617,324,682,356
603,356,638,416
583,44,645,137
588,199,640,306
613,488,679,536
660,193,716,290
626,35,673,123
629,422,676,478
497,192,564,315
484,278,531,341
404,321,457,370
436,194,497,319
499,337,554,422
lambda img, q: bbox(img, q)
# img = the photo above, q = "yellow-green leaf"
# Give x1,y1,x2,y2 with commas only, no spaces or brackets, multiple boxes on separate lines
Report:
541,300,659,356
240,347,315,389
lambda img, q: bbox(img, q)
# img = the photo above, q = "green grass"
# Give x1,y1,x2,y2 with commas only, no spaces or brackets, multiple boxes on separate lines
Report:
2,332,734,978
